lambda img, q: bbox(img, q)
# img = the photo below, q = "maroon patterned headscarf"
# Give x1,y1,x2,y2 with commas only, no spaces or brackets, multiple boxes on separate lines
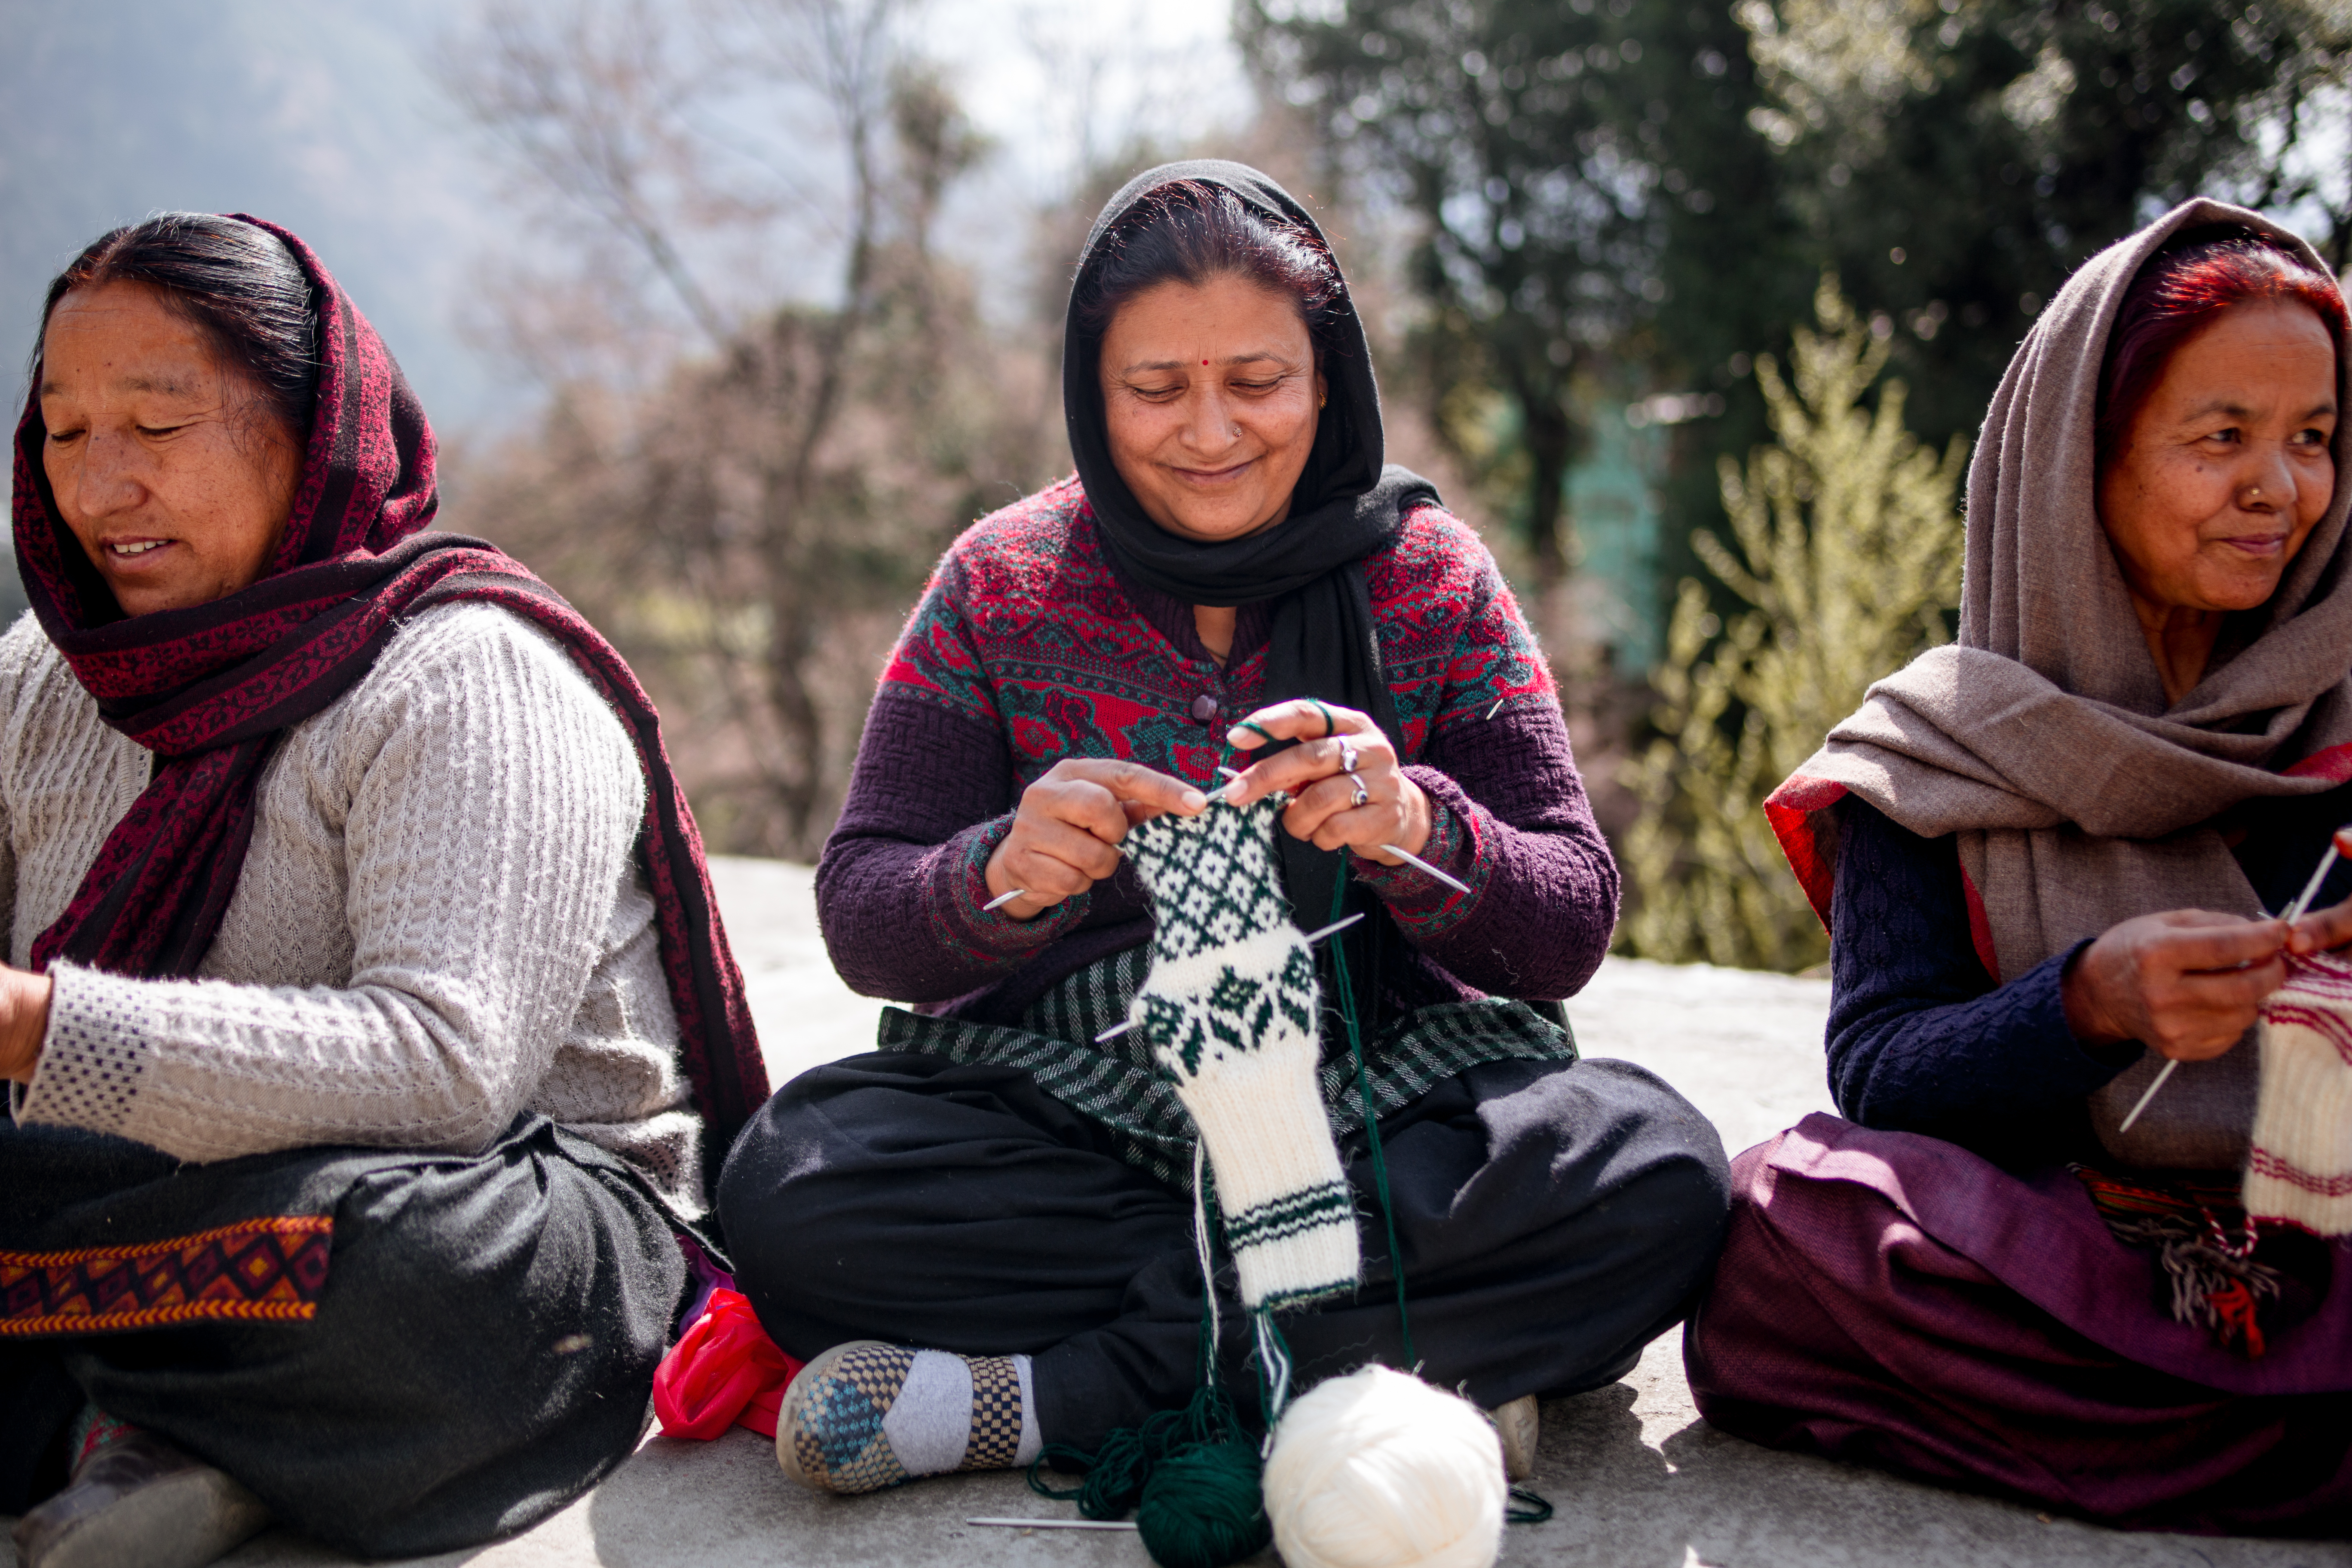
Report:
12,217,768,1188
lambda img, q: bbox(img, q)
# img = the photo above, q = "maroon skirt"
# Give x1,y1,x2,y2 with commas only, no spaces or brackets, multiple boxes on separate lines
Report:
1685,1115,2352,1537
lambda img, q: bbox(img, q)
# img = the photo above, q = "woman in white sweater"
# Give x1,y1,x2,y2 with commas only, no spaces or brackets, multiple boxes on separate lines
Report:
0,216,765,1568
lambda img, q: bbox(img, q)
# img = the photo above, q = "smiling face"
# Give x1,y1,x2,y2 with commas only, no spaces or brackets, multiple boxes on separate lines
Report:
38,280,301,617
1098,273,1327,545
2097,299,2339,622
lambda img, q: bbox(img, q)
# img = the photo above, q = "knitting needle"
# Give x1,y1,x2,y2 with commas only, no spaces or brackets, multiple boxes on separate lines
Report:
1217,769,1473,895
1377,843,1473,896
1093,912,1368,1042
966,1517,1139,1531
2116,826,2352,1134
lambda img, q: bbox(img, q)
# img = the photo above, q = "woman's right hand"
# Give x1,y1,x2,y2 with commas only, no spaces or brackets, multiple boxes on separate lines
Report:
983,760,1207,922
2060,910,2288,1060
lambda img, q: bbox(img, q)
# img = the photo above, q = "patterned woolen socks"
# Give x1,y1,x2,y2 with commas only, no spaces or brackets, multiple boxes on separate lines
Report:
1121,797,1360,1311
778,1342,1041,1494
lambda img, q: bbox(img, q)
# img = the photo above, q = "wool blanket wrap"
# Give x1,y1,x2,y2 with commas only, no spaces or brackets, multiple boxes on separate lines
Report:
1687,1116,2352,1536
10,217,766,1194
1764,198,2352,1169
0,1114,690,1555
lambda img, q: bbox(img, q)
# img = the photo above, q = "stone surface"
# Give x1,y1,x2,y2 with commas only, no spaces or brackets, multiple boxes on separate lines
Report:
8,859,2344,1567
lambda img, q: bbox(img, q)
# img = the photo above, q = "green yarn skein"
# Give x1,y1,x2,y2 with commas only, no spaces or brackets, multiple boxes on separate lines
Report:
1136,1440,1271,1568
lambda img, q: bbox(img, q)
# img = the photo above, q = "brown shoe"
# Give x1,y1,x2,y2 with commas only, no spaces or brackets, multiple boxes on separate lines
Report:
10,1431,270,1568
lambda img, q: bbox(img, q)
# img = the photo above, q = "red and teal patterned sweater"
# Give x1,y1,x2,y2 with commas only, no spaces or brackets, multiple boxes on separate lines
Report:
815,477,1618,1021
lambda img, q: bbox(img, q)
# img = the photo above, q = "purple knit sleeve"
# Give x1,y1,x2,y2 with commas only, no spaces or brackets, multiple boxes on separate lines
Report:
815,576,1090,1001
1346,538,1619,999
1349,704,1619,1000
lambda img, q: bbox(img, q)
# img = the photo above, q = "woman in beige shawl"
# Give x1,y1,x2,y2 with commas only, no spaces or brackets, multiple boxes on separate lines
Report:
1686,200,2352,1534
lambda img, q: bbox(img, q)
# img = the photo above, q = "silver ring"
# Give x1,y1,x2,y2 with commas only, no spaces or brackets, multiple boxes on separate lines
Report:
1339,742,1360,775
1350,778,1370,808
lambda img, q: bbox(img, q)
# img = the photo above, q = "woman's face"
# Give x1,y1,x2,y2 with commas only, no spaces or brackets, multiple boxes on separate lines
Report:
1099,272,1327,544
38,280,300,617
2098,299,2338,619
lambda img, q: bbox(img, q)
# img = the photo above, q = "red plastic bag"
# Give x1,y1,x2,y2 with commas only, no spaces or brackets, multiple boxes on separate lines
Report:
653,1288,803,1439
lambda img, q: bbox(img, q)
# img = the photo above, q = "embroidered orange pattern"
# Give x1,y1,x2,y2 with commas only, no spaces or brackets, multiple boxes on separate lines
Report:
0,1216,333,1335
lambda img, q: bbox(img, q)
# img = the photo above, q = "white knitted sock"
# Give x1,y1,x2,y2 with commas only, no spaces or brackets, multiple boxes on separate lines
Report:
1122,798,1360,1311
2246,952,2352,1235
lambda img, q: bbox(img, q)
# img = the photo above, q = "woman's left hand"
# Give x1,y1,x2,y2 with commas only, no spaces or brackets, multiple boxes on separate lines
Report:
1220,699,1432,863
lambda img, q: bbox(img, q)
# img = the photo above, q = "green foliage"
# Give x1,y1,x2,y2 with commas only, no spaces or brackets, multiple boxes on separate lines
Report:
1620,277,1964,971
1235,0,1771,586
1242,0,2352,669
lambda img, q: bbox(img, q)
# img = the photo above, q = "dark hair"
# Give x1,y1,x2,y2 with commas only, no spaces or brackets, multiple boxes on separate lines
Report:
1072,181,1348,352
2097,227,2347,469
35,213,318,440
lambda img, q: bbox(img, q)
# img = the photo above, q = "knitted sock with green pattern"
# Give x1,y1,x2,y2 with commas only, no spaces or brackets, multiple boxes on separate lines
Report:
777,1341,1042,1495
1121,797,1361,1311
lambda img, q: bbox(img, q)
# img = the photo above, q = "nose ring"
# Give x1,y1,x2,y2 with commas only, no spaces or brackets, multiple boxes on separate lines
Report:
2248,485,2265,502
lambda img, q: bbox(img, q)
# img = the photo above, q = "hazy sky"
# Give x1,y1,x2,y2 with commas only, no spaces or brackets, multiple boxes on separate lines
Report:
0,0,1248,428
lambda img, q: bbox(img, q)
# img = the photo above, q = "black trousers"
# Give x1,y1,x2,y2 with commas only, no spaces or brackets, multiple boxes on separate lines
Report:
0,1115,687,1557
718,1053,1730,1451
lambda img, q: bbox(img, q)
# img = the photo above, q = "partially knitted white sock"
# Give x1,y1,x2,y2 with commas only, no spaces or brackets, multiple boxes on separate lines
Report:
2247,952,2352,1235
1121,797,1359,1311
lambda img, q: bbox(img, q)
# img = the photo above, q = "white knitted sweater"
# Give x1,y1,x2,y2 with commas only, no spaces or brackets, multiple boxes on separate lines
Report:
2,602,703,1213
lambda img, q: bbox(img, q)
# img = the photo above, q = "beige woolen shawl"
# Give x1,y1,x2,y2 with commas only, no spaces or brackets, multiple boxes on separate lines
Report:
1767,199,2352,1169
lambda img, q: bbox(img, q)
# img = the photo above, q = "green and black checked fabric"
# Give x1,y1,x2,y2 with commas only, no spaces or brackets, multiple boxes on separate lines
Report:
875,920,1576,1191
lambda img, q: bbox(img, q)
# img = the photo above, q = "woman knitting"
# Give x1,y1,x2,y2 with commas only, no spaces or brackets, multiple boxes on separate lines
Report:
1,215,764,1566
717,161,1730,1494
1688,201,2352,1533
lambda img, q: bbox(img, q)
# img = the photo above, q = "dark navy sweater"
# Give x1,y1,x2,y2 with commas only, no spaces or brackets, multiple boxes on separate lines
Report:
1826,788,2352,1167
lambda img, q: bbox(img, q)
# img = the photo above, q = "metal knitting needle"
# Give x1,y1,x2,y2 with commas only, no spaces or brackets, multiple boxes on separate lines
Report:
2116,826,2352,1134
1218,769,1473,895
966,1517,1139,1531
1094,912,1368,1042
981,888,1027,912
1377,842,1473,896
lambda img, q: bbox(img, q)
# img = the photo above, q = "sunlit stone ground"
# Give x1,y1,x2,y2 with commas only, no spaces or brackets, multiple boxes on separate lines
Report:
9,860,2343,1567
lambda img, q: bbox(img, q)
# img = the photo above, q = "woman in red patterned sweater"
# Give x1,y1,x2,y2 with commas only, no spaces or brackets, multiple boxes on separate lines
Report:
717,161,1729,1495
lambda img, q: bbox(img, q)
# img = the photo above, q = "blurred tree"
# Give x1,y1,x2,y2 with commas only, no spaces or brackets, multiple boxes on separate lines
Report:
1236,0,1781,664
1747,0,2352,452
1245,0,2352,661
1621,278,1963,969
441,1,1052,856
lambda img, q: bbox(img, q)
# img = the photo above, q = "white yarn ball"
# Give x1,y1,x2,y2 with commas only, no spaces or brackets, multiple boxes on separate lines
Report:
1261,1364,1508,1568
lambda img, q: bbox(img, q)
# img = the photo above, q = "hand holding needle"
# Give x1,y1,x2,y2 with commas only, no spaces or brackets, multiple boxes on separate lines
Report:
2116,824,2352,1134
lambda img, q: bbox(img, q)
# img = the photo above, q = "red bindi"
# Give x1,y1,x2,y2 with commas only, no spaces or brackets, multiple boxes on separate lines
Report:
1202,359,1208,365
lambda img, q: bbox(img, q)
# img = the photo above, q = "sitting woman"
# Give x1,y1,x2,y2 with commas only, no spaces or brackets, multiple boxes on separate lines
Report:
717,161,1729,1494
0,216,765,1566
1688,201,2352,1533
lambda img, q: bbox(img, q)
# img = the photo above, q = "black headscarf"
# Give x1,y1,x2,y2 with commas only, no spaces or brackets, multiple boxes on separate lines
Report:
1063,159,1438,940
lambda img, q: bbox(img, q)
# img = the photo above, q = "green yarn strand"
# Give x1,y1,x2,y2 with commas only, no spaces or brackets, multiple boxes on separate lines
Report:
1329,869,1417,1369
